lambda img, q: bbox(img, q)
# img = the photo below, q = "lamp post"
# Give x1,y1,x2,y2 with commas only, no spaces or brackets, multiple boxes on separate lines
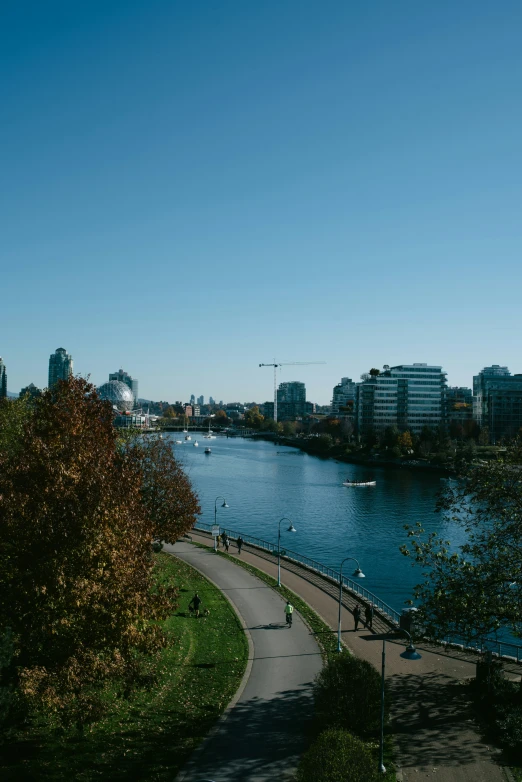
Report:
213,496,228,552
379,629,421,774
277,517,296,587
337,557,365,652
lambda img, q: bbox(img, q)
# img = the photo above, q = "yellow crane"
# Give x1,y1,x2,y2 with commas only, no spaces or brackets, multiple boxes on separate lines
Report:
259,360,326,422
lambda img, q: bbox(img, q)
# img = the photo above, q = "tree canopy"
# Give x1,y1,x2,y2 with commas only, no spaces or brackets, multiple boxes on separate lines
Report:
0,377,200,725
401,438,522,643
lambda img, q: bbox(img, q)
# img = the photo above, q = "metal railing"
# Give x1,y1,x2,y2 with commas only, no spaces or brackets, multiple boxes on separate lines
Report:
193,521,522,664
193,521,400,624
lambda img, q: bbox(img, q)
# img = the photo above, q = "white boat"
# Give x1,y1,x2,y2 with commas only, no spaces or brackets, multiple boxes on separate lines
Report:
203,421,216,439
185,435,191,441
343,479,376,487
193,441,199,447
175,440,182,445
205,447,211,454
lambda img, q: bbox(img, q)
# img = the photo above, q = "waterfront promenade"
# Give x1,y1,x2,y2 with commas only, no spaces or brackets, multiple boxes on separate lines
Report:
165,540,322,782
185,530,517,782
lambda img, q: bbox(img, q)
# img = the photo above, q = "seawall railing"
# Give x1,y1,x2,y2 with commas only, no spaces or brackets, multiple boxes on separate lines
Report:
192,521,522,665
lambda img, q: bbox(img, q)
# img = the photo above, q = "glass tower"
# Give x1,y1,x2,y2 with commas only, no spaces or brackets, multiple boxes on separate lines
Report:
48,348,73,388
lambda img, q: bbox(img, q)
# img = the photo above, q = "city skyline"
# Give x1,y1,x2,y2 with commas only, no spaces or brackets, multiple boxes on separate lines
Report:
2,2,522,402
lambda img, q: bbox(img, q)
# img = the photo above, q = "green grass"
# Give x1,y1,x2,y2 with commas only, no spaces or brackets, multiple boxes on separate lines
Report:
193,541,396,778
0,553,248,781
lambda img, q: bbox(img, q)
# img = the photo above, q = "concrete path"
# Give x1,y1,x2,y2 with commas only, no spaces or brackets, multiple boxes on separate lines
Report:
187,532,516,782
165,541,322,782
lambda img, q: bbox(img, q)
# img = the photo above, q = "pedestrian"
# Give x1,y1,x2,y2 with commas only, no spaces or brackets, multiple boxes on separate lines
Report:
224,537,230,553
353,604,362,631
364,604,374,630
221,532,227,549
189,593,202,618
237,536,243,555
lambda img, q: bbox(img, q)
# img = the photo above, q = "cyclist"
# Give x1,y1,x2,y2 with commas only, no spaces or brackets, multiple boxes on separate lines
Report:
284,600,294,627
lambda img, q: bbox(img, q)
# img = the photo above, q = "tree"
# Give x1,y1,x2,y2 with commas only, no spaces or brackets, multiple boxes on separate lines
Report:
399,431,413,450
369,368,380,377
282,421,296,437
0,378,198,726
244,405,264,429
125,434,201,544
401,438,522,643
214,409,229,425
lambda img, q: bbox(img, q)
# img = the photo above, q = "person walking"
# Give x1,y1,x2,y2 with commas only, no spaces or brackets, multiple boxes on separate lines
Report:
364,604,374,630
224,536,230,553
221,532,227,549
237,536,243,555
284,600,294,627
353,604,362,631
189,593,202,618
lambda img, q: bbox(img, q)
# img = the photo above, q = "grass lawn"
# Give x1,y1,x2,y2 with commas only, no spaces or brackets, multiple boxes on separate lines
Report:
0,552,248,781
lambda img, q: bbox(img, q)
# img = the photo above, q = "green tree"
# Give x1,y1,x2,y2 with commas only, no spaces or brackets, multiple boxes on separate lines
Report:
0,396,33,460
0,377,198,726
282,421,296,437
399,431,413,450
244,405,264,429
401,438,522,642
296,728,379,782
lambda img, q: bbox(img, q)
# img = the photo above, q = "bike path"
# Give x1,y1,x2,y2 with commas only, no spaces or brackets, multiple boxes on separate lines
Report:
165,541,322,782
188,532,513,782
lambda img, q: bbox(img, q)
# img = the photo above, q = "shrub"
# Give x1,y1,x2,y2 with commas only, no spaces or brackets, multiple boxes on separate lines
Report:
313,652,387,738
296,728,379,782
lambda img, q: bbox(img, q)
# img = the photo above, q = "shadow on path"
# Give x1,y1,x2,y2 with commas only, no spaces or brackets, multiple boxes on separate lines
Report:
182,685,315,782
389,670,501,769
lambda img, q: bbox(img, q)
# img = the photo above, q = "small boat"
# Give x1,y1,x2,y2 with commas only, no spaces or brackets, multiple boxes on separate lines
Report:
204,447,211,454
343,479,376,487
185,435,191,441
193,441,199,447
175,440,182,445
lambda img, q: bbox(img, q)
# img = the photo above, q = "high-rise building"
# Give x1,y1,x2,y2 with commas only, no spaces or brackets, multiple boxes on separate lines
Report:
355,364,447,436
48,347,73,388
331,377,356,414
0,357,7,399
197,395,204,406
473,366,522,443
277,381,308,420
209,396,215,406
109,368,138,406
20,383,42,400
190,394,195,405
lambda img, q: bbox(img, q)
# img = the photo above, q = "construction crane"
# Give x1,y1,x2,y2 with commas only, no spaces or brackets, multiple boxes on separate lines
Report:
259,361,326,422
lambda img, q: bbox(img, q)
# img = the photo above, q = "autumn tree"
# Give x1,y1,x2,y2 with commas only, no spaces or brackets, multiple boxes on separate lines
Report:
244,405,264,429
0,377,199,726
401,438,522,643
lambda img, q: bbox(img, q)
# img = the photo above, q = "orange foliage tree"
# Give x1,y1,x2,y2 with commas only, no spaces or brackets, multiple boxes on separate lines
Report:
0,377,200,726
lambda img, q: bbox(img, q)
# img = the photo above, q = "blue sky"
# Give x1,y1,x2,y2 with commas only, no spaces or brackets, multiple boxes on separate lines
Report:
2,0,521,403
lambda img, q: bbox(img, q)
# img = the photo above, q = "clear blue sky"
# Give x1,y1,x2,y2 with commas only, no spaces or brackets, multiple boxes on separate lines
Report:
2,0,521,403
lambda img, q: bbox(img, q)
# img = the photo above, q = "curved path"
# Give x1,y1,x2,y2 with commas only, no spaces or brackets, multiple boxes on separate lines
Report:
165,541,322,782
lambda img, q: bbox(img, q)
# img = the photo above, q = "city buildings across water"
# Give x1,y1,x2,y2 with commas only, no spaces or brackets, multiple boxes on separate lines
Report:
97,380,135,412
48,347,73,388
473,365,522,444
355,364,447,436
331,377,356,415
109,369,138,406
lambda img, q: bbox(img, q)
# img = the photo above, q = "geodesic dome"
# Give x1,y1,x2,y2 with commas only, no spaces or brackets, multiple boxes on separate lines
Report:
97,380,134,412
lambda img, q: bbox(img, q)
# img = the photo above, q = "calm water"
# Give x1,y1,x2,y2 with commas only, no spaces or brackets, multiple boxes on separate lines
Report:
169,434,464,613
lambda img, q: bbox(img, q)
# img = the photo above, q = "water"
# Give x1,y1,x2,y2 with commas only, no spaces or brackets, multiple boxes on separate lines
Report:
169,434,463,614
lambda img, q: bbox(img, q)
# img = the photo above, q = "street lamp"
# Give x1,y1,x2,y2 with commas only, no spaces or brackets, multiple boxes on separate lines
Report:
379,629,421,774
214,496,228,552
337,556,365,653
277,517,296,587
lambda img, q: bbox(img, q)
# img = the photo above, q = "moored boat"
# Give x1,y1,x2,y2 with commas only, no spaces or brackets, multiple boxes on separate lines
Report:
343,479,376,487
204,447,211,454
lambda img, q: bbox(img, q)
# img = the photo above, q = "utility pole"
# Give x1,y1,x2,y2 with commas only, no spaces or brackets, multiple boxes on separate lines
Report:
259,361,326,423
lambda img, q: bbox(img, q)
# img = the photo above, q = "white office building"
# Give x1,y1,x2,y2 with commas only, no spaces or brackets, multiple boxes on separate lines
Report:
356,364,447,435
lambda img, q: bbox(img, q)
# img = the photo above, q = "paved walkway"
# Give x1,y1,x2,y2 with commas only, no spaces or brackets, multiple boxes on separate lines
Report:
166,541,322,782
186,531,517,782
